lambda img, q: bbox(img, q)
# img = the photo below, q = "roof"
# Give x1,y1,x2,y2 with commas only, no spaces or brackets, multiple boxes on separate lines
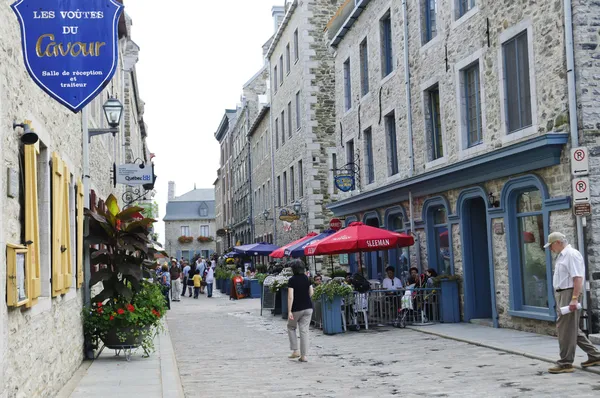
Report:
163,200,216,221
171,188,215,202
248,105,270,138
214,109,237,141
329,0,372,48
265,0,298,59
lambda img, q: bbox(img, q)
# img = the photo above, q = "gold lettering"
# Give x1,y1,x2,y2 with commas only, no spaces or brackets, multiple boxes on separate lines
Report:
35,34,106,57
35,34,54,57
95,42,105,56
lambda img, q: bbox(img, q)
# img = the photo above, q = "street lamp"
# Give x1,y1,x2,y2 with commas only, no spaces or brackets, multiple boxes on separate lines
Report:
263,209,273,220
293,201,309,233
89,97,124,140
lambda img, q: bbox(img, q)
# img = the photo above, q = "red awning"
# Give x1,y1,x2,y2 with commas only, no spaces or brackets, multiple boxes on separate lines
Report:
269,232,318,258
304,222,414,256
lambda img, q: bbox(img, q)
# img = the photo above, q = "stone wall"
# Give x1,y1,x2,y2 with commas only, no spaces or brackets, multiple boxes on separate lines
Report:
165,219,217,259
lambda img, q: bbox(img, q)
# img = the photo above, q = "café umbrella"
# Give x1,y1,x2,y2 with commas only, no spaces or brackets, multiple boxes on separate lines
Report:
285,230,337,274
304,222,414,273
233,242,280,256
269,232,318,258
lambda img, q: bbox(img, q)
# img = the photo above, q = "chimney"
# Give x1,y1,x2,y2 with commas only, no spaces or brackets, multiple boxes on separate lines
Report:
168,181,176,201
272,6,285,33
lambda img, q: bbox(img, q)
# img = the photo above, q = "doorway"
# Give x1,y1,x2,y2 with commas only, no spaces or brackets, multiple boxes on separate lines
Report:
461,197,492,321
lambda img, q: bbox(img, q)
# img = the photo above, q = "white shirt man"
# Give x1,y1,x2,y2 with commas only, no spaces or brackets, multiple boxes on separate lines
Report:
382,266,403,290
552,244,584,290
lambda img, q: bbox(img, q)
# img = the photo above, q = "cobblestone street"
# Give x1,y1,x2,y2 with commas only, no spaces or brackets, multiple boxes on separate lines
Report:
167,291,600,398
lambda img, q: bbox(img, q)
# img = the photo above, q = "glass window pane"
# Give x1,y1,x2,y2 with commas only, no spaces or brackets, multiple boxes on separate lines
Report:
390,214,403,231
504,39,520,132
517,33,532,127
435,226,450,275
517,189,542,213
433,207,447,224
518,215,548,308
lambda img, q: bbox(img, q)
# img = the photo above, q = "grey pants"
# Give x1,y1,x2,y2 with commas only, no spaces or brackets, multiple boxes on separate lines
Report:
287,309,313,356
555,289,600,366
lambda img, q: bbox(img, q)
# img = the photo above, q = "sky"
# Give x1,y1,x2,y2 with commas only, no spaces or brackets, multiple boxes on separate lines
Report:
125,0,282,243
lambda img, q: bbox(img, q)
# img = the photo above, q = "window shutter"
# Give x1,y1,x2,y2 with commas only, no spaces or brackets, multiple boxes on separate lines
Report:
62,161,72,290
76,179,84,288
25,144,41,307
51,153,72,295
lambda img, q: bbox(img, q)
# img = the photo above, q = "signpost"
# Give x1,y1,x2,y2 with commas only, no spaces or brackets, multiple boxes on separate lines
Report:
572,177,590,203
11,0,124,112
570,147,592,217
329,218,342,231
571,147,589,176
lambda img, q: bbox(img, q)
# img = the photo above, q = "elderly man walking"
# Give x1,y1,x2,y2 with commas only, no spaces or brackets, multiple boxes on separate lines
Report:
545,232,600,374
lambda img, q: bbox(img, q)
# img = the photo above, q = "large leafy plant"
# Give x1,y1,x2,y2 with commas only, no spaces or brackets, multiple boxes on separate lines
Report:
313,279,354,302
86,194,157,303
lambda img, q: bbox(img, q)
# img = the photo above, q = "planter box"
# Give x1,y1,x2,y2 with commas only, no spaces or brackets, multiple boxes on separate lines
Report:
440,279,460,323
273,290,282,315
321,296,344,335
224,279,231,295
281,289,288,320
219,280,226,294
249,280,261,298
216,279,222,290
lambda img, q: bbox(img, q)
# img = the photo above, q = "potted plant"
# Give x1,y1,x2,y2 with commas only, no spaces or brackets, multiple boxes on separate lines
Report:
197,236,214,243
432,274,462,323
313,280,353,335
178,236,194,244
82,194,166,356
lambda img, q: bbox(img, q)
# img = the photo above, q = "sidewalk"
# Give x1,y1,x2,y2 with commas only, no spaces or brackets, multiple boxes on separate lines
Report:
57,321,184,398
407,323,600,375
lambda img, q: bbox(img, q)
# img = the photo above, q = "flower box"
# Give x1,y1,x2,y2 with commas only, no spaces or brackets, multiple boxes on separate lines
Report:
281,288,288,320
197,236,214,243
224,278,231,295
249,279,261,299
177,236,194,244
321,296,344,335
216,278,222,290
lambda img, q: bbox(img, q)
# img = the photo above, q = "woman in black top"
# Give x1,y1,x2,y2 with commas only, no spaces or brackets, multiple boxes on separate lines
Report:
287,259,314,362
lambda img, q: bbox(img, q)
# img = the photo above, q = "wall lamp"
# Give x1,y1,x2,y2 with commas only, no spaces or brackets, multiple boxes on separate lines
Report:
262,209,273,221
88,97,124,142
488,192,500,208
293,200,307,215
13,120,38,145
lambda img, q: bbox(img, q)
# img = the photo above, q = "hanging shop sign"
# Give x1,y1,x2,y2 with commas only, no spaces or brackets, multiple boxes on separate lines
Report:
116,163,153,186
334,175,355,192
11,0,124,112
279,209,300,222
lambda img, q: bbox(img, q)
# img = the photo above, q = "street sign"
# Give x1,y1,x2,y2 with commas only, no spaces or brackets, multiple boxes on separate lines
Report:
116,163,153,186
279,209,300,222
571,147,589,176
334,175,355,192
11,0,124,112
329,218,342,231
572,177,590,203
574,203,592,217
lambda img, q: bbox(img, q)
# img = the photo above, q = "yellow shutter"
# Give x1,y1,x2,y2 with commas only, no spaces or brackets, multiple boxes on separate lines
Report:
62,161,72,290
24,144,41,307
76,179,84,288
51,153,66,296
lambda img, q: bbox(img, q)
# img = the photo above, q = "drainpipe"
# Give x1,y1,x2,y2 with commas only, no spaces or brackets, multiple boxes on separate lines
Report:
409,191,421,272
82,107,91,306
402,0,414,177
267,59,278,244
564,0,590,332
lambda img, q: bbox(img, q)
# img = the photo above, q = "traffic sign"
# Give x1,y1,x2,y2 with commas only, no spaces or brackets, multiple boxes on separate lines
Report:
571,147,589,176
572,177,590,203
329,218,342,231
574,203,592,217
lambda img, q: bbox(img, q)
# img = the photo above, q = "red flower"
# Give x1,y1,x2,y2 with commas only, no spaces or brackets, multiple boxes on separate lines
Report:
109,315,114,321
97,307,104,314
96,302,103,307
117,308,125,315
127,304,135,313
152,309,161,317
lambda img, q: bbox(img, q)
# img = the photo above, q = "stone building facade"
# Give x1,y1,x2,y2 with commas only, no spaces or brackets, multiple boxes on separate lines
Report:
163,182,217,261
0,5,152,396
215,109,237,250
265,0,345,246
327,0,600,334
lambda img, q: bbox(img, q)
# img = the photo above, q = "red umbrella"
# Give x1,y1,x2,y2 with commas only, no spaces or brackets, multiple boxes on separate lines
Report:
269,232,318,258
304,222,414,256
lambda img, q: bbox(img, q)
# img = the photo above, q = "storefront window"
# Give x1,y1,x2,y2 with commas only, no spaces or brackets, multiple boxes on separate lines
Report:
386,211,410,283
516,190,547,308
426,203,452,275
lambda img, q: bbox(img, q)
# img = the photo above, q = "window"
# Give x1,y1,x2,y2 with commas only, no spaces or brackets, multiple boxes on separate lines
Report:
287,102,292,138
428,205,451,275
274,65,278,92
380,13,393,77
346,139,355,165
458,0,475,19
277,176,281,207
503,31,532,133
423,0,438,43
464,63,482,147
279,55,284,84
298,160,303,198
295,91,301,130
267,179,271,208
294,29,299,61
286,43,291,74
290,166,295,201
283,171,288,204
386,211,410,284
344,58,352,111
385,112,399,175
515,189,546,308
200,207,208,217
360,39,369,96
275,118,279,149
332,153,338,193
200,225,209,237
281,111,286,145
427,86,443,160
181,226,190,236
364,127,374,184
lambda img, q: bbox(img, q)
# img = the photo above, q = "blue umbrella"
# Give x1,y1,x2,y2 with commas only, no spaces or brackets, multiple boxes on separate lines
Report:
224,251,241,258
284,230,337,258
233,242,280,256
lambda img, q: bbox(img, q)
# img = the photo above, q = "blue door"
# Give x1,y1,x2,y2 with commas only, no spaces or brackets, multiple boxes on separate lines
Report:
462,197,492,321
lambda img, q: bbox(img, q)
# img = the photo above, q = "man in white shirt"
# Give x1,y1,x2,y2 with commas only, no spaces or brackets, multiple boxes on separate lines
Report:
382,266,403,291
182,262,191,297
545,232,600,373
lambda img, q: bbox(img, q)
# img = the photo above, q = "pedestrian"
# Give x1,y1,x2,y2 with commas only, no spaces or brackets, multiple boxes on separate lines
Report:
182,261,191,297
170,260,182,302
205,261,215,298
159,263,171,310
187,263,197,297
286,259,314,363
192,270,202,299
545,232,600,374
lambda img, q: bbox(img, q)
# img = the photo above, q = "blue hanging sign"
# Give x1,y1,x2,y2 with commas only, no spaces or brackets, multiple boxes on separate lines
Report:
11,0,124,113
335,175,355,192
